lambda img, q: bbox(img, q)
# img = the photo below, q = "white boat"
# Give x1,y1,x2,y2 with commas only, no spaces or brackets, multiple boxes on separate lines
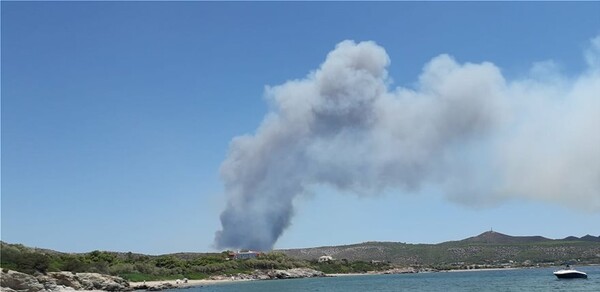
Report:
553,265,588,279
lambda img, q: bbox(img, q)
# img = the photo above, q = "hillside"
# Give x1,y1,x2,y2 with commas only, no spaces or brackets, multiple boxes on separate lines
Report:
458,231,550,244
2,231,599,280
278,231,600,268
0,242,389,281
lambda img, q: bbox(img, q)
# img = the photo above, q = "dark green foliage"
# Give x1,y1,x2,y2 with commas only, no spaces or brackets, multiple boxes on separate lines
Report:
60,256,87,272
4,233,597,282
0,245,50,274
155,255,186,270
0,242,319,281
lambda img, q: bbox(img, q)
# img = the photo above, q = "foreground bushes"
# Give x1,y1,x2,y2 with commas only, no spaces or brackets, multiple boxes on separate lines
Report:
0,242,389,281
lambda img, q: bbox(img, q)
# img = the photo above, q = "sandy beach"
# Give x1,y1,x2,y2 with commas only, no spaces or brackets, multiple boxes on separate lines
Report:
128,268,525,290
128,273,361,290
129,278,252,290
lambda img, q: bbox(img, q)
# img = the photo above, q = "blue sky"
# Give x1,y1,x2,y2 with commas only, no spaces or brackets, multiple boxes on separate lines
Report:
2,2,599,254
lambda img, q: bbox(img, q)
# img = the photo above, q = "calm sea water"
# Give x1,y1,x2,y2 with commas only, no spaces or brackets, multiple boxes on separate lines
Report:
174,266,600,291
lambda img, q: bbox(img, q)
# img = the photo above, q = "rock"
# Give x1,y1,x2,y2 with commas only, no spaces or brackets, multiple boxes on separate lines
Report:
379,267,417,274
45,273,82,290
72,273,130,291
206,268,325,283
252,272,271,281
1,270,130,292
131,284,149,291
146,283,175,291
1,270,45,292
271,268,325,279
35,274,59,291
208,275,229,281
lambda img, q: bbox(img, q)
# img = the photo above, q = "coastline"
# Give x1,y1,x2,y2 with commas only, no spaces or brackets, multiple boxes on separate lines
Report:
127,267,325,290
127,268,416,290
127,267,520,289
441,267,522,273
325,273,371,277
127,274,358,290
122,266,591,290
129,278,249,290
127,271,377,290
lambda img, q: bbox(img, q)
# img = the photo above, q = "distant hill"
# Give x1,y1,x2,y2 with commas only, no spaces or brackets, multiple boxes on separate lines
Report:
561,235,600,242
458,231,550,244
278,231,600,267
580,235,600,242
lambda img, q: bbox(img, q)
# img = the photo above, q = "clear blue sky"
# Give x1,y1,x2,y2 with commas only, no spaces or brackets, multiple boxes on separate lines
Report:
2,2,599,254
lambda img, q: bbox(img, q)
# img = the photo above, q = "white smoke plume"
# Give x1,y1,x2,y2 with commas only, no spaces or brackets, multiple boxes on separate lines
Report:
215,37,600,251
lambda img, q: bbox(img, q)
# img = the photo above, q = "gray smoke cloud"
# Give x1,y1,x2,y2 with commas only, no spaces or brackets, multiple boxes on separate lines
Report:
215,37,600,251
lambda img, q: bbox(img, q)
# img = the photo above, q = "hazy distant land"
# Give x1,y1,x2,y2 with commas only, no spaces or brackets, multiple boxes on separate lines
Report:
278,231,600,269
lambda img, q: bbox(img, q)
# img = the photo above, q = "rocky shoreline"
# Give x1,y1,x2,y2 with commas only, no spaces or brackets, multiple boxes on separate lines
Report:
1,270,131,292
1,268,326,292
214,267,326,281
132,268,327,291
1,267,433,292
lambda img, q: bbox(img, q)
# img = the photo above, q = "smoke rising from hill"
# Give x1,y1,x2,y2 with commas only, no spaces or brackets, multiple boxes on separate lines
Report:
215,37,600,251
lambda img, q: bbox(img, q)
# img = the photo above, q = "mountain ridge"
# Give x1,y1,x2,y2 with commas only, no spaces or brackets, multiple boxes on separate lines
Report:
277,231,600,251
2,231,599,256
277,231,600,266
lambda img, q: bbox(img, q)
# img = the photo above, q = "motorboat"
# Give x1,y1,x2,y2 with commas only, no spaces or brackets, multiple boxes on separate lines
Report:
553,265,588,279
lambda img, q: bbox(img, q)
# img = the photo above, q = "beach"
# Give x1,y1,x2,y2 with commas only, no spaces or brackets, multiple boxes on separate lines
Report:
131,267,600,292
129,278,251,289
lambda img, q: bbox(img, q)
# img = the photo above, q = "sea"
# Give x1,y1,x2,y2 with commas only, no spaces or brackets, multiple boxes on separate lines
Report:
171,266,600,291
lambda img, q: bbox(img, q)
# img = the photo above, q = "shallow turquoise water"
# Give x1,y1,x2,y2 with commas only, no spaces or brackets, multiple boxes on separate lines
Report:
176,266,600,291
